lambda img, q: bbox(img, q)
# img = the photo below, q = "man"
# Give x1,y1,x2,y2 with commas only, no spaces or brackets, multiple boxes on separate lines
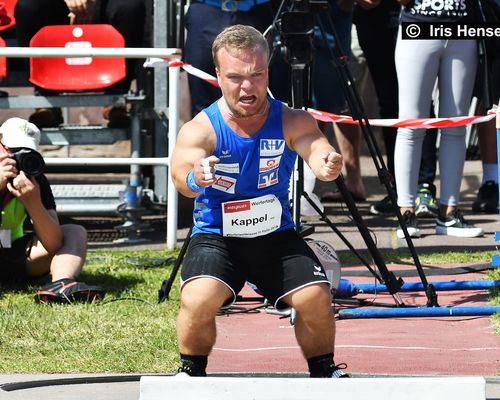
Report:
0,117,105,304
170,25,348,378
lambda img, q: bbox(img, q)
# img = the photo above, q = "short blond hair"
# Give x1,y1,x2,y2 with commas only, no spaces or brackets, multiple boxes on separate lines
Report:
212,24,269,68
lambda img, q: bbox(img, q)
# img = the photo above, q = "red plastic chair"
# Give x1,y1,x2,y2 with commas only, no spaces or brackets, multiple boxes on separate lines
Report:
29,24,126,91
0,0,16,32
0,36,6,79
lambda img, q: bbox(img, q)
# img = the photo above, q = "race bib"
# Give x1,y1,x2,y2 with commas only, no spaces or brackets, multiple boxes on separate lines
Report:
222,194,282,238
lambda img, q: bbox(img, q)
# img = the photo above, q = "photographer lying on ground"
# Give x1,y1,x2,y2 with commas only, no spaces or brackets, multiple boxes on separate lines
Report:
170,25,348,378
0,117,105,304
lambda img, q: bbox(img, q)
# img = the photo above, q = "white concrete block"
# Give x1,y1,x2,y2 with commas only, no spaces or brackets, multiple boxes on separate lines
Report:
140,375,485,400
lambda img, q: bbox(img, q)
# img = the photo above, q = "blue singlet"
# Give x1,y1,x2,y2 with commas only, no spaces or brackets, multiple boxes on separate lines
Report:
191,98,297,237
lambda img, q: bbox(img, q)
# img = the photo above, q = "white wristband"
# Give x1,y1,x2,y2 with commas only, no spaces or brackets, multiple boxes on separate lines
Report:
203,166,211,174
201,158,210,167
204,173,212,181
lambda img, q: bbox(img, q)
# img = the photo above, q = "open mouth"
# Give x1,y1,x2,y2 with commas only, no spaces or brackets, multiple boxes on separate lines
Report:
239,95,256,105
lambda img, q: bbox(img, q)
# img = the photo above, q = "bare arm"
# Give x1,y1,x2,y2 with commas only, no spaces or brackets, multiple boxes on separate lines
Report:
0,153,17,191
7,172,63,254
64,0,99,23
283,107,343,182
170,114,219,198
354,0,381,10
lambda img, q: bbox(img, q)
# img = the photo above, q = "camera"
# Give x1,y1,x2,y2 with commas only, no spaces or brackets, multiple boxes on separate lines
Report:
280,11,314,66
11,148,45,177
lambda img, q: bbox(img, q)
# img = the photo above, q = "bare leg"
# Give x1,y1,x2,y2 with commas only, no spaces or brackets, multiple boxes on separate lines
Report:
477,119,497,165
177,277,232,355
333,123,366,199
283,283,334,358
26,224,87,280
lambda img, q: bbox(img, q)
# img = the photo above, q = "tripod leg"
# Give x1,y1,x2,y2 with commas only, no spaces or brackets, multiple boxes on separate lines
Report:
302,191,384,283
158,226,193,303
334,175,404,306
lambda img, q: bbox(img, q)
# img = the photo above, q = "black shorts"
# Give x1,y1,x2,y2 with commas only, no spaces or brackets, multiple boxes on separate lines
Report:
180,230,330,309
0,235,32,284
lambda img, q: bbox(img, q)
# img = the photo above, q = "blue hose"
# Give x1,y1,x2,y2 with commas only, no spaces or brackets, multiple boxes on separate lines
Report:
356,280,499,293
335,278,360,298
338,306,500,319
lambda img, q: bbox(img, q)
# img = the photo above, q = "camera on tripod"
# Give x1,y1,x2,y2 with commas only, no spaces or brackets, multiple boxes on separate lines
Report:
11,148,45,177
279,11,314,67
279,10,316,109
278,0,330,67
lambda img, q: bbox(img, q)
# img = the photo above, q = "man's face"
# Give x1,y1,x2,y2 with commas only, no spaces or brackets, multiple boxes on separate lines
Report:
215,46,269,118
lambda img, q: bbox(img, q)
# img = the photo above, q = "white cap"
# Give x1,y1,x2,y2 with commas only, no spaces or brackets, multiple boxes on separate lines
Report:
0,117,41,150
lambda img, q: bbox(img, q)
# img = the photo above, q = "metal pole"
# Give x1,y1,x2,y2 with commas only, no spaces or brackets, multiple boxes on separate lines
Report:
356,280,500,293
167,65,181,249
339,306,500,319
497,106,500,218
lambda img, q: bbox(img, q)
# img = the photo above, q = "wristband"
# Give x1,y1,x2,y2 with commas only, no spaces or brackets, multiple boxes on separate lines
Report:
186,169,203,193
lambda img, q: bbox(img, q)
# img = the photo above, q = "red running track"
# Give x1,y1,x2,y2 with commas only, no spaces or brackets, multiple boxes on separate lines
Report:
207,268,499,376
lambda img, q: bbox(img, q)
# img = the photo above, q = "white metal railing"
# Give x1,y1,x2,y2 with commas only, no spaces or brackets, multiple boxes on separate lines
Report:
0,47,182,248
0,47,181,58
44,157,169,166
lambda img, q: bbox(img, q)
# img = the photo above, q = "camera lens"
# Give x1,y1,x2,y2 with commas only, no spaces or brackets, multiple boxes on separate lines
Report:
12,149,45,177
19,152,45,176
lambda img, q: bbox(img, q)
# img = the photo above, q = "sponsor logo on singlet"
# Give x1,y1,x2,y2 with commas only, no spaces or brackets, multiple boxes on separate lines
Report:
216,163,240,174
212,175,236,193
258,169,279,189
260,139,285,157
220,149,231,159
259,156,281,173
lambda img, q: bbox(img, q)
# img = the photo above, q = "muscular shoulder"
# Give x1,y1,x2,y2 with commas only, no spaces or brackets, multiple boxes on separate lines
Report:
282,106,319,144
178,111,216,152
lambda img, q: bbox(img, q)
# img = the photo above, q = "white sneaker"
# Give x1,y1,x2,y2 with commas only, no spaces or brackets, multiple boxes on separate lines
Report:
331,363,350,378
435,210,484,237
301,193,324,217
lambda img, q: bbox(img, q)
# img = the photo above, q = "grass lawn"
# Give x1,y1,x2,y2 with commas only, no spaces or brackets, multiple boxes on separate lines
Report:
0,249,180,373
0,248,498,373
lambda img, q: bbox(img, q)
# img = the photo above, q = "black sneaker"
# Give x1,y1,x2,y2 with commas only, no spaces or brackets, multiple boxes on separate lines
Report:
369,195,397,215
396,210,421,239
472,180,499,214
435,209,484,237
415,183,438,218
34,278,105,304
177,363,207,377
330,363,350,378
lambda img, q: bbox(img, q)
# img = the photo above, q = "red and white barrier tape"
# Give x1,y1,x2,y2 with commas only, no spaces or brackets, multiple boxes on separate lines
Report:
307,108,496,128
145,57,497,128
147,57,219,87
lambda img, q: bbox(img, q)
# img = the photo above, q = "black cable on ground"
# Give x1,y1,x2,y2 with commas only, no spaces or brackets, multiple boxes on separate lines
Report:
1,375,145,392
